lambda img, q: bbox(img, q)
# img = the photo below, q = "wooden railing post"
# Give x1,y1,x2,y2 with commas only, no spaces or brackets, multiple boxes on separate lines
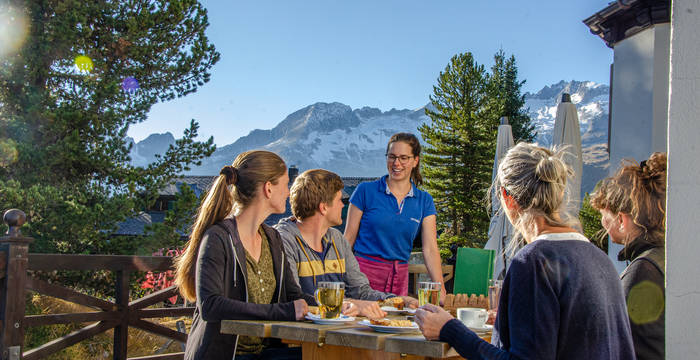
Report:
0,209,33,360
113,270,130,360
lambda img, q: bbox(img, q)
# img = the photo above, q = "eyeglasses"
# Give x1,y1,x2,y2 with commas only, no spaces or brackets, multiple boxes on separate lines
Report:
386,154,414,164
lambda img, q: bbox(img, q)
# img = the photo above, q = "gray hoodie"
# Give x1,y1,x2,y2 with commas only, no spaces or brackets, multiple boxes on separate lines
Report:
275,217,395,301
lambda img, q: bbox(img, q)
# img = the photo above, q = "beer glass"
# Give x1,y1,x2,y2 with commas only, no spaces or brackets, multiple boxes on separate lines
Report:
314,282,345,319
418,281,441,306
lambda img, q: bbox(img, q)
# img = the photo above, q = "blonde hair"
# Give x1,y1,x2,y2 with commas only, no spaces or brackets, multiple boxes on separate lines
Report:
590,152,667,247
290,169,345,220
490,142,580,250
174,150,287,302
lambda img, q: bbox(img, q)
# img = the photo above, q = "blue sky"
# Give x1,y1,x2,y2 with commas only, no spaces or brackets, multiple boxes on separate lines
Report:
129,0,613,146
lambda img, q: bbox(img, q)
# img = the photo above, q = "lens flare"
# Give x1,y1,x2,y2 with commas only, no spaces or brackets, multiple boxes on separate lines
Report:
122,76,139,93
0,5,30,58
74,55,94,73
627,280,664,325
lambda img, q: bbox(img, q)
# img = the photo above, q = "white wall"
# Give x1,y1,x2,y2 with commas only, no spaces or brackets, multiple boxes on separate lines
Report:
608,24,670,272
667,0,700,356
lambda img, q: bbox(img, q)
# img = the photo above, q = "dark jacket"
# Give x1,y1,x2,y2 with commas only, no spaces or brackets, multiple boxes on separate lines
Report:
184,218,316,360
440,236,635,360
618,239,665,360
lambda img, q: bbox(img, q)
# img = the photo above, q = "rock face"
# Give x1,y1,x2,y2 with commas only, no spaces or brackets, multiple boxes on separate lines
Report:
132,80,610,197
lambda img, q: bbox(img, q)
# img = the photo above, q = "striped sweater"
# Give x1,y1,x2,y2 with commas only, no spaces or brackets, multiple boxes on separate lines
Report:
275,217,394,301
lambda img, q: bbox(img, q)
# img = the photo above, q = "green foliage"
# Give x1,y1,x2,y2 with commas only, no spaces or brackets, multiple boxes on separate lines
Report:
139,183,199,255
420,51,534,248
580,192,608,253
0,0,219,257
488,50,537,143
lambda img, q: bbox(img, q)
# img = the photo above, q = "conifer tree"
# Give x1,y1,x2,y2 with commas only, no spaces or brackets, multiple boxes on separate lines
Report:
419,53,494,246
488,50,536,142
0,0,219,254
420,51,534,248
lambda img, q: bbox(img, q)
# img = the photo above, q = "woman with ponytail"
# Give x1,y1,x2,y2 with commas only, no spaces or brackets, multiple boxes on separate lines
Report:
344,132,443,297
176,150,314,360
415,143,635,360
591,152,667,360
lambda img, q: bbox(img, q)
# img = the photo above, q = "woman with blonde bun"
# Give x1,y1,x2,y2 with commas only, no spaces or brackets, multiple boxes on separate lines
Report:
415,143,635,360
175,150,315,360
591,152,666,360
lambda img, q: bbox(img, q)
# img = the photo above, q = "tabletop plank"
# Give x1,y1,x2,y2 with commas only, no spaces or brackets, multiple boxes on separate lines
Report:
384,334,455,358
325,327,404,350
270,321,360,343
220,320,284,338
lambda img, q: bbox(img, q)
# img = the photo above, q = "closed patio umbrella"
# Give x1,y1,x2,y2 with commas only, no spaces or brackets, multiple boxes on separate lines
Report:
552,93,584,216
485,117,515,280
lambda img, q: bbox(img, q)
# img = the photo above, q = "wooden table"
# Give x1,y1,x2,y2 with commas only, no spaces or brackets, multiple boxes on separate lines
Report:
220,317,490,360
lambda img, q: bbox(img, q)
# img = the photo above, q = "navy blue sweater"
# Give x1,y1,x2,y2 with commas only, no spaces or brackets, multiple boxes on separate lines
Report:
440,236,636,360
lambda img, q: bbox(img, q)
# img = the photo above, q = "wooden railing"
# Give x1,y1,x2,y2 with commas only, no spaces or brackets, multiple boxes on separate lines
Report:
0,209,192,360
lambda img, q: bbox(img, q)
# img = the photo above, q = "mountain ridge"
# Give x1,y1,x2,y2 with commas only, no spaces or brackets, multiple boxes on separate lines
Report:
130,80,610,195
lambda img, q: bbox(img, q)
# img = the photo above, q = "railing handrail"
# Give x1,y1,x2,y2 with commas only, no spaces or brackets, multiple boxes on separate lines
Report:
27,254,176,272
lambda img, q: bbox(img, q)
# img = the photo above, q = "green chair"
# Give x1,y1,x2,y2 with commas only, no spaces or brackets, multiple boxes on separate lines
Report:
452,247,496,296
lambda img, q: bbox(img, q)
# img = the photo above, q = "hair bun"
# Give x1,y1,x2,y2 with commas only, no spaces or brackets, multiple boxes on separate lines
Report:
640,152,667,179
219,165,238,185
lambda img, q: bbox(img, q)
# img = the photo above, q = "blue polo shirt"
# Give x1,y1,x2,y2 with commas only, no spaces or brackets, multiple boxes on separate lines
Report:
349,175,437,262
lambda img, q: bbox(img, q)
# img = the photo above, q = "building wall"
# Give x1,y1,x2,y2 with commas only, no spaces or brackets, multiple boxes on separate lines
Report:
607,24,670,272
667,0,700,356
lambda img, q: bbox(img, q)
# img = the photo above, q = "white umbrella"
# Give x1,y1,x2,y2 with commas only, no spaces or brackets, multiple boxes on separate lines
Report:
552,93,584,215
485,117,515,280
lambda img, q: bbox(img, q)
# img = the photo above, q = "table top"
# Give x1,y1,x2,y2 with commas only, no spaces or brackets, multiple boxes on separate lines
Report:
220,317,491,359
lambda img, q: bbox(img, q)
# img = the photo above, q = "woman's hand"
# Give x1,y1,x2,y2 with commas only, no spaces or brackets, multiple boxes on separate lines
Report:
346,299,387,319
293,299,309,320
401,296,420,309
415,304,454,340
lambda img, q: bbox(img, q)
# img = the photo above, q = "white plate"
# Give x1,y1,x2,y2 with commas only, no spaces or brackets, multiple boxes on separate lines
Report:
358,319,421,333
305,313,355,325
380,306,416,315
467,324,493,332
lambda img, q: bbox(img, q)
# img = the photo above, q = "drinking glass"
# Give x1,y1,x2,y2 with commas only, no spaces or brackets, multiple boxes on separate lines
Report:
417,281,441,306
488,279,503,310
314,282,345,319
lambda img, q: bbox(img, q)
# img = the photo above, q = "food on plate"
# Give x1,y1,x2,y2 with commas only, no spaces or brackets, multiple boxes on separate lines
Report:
379,297,404,310
370,319,414,327
308,306,319,315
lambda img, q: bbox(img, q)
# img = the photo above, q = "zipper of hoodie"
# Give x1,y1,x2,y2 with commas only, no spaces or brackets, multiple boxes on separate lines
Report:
228,233,243,359
277,251,284,302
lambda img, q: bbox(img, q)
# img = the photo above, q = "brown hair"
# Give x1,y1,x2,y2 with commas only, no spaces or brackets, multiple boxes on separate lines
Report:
590,152,667,247
174,150,287,302
386,132,423,185
290,169,345,220
490,142,580,248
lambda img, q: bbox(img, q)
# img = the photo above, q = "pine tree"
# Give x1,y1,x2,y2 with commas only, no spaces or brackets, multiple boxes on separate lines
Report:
419,53,494,247
420,51,534,248
488,50,536,142
0,0,219,255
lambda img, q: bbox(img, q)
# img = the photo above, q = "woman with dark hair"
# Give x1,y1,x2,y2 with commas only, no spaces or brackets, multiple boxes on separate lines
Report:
344,133,444,297
591,152,667,360
415,143,635,360
174,150,315,360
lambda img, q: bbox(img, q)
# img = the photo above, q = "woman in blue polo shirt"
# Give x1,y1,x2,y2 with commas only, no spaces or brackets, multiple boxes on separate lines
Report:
344,132,445,297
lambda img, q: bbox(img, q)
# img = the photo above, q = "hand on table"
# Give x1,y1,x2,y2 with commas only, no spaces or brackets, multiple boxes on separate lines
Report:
400,296,419,309
415,303,454,340
341,301,357,316
293,299,308,320
344,299,386,319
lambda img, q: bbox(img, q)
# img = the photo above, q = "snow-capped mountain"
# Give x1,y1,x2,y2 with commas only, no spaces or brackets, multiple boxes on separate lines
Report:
131,80,610,196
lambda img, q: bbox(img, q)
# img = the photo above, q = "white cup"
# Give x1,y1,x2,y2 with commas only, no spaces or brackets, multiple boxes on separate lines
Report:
457,307,488,328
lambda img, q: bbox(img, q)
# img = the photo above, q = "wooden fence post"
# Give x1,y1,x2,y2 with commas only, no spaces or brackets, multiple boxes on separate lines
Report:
0,209,33,360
